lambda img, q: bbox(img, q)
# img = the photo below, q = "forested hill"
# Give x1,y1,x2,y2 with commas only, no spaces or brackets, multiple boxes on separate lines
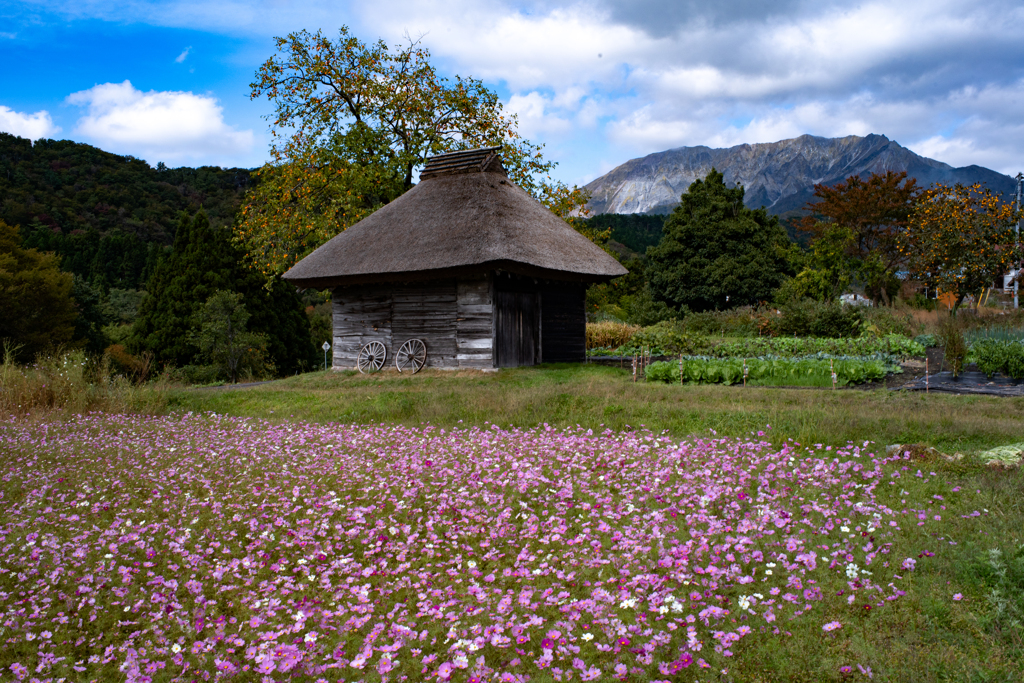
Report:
0,133,252,290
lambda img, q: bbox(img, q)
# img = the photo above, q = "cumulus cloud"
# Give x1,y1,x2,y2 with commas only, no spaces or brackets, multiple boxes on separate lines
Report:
175,46,192,63
0,106,61,140
13,0,1024,177
66,81,254,165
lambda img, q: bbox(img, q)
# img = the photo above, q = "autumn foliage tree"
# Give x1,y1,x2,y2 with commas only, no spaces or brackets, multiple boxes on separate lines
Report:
799,171,920,304
238,27,591,278
900,183,1021,314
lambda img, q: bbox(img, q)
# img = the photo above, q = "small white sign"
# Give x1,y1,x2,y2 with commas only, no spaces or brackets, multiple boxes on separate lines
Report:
322,341,331,351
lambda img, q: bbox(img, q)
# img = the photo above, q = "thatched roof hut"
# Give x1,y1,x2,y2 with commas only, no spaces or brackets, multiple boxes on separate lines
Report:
284,148,627,369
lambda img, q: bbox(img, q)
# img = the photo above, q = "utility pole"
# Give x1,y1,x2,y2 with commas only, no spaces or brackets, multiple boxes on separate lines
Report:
1017,173,1022,309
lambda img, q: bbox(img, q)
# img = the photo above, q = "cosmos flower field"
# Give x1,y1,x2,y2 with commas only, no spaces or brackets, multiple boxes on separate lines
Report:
0,413,968,682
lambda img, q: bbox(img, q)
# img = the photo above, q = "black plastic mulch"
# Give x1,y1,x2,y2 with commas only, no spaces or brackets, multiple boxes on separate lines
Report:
896,370,1024,396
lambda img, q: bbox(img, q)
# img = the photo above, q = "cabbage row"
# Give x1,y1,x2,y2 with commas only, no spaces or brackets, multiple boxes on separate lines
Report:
590,334,924,361
645,356,897,386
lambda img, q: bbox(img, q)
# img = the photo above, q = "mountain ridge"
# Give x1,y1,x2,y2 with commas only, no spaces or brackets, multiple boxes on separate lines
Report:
584,134,1015,216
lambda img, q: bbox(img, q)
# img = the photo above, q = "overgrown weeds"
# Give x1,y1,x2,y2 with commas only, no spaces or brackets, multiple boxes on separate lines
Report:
585,320,640,349
0,341,168,415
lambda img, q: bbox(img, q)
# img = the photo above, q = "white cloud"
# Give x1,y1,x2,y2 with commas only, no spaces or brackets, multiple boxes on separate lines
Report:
506,93,570,137
66,81,254,165
0,106,61,140
15,0,1024,178
175,46,192,63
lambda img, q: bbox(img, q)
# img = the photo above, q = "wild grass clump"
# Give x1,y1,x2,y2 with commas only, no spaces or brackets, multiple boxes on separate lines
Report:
586,320,640,349
0,342,168,415
938,317,969,377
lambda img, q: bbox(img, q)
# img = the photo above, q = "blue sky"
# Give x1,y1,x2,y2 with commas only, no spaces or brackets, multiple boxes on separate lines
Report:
3,0,1024,187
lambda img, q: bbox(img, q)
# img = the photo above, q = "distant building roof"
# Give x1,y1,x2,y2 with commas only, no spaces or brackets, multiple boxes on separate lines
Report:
283,148,627,288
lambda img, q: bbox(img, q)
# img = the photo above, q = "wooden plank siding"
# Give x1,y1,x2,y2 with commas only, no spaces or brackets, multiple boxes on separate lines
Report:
392,281,459,368
456,279,494,368
330,272,584,369
331,284,393,368
332,276,494,369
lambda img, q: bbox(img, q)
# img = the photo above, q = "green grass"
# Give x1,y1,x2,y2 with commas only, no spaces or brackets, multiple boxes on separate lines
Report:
169,363,1024,454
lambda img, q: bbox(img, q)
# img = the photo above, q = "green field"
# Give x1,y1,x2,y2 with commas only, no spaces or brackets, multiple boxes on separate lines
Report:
169,364,1024,455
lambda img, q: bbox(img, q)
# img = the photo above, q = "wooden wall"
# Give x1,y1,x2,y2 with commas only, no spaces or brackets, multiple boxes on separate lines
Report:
331,284,393,368
332,276,493,370
332,272,587,369
456,280,494,368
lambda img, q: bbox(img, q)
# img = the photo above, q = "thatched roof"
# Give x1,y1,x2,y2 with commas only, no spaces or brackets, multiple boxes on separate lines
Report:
283,148,628,288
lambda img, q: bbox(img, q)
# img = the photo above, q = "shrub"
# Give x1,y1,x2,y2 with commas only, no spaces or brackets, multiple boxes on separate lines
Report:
810,303,864,338
907,292,936,311
621,288,678,327
679,306,768,338
970,339,1024,380
862,307,916,337
103,344,154,383
628,320,705,355
775,299,863,338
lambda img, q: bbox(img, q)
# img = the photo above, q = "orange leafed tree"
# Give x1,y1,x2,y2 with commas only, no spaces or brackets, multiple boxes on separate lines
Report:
798,171,920,304
237,27,591,278
899,183,1021,314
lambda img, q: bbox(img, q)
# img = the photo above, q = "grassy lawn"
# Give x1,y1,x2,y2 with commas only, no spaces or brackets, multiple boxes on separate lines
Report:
170,364,1024,454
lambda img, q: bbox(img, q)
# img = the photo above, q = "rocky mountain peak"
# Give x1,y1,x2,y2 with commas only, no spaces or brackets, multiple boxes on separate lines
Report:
584,134,1013,216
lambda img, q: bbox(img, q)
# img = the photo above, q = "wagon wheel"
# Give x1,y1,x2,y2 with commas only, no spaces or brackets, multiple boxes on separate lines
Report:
395,339,427,374
356,341,387,373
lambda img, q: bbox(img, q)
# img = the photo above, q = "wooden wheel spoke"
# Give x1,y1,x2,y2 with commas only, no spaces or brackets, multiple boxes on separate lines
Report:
357,341,387,373
395,339,427,373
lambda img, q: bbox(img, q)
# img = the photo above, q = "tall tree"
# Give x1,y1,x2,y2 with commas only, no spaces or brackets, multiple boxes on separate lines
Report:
646,170,796,313
899,182,1020,315
131,211,315,373
0,220,78,361
798,171,921,304
238,27,591,278
189,291,271,384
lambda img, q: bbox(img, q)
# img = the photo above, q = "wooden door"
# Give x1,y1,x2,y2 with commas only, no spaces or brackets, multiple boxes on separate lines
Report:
495,290,538,367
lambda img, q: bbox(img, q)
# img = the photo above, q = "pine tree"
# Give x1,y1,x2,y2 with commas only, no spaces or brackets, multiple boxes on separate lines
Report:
131,210,314,373
646,170,796,313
